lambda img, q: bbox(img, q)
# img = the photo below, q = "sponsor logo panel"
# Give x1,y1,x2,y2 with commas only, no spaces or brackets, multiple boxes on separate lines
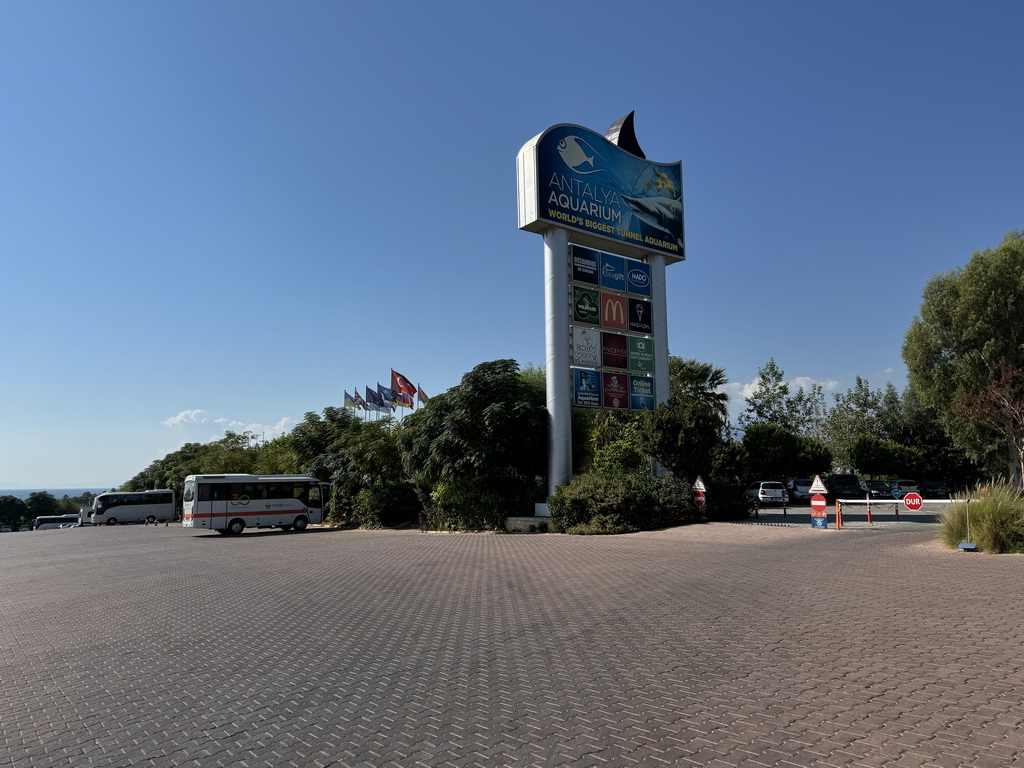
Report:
628,336,654,372
600,253,626,292
572,286,600,325
602,293,627,330
602,372,629,409
627,261,651,296
601,332,629,369
572,326,602,367
630,376,656,410
628,298,653,335
572,368,601,408
571,245,600,285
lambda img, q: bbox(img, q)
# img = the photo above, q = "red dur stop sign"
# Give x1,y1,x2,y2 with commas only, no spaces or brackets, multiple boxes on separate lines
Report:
903,492,923,511
810,494,827,515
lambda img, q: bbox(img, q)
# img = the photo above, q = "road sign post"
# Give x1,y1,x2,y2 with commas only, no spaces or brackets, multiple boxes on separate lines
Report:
810,494,828,529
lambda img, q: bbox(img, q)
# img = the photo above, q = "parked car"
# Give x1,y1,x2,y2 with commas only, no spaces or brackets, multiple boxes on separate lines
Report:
891,479,919,498
787,478,813,503
0,525,11,533
860,479,893,499
744,481,788,507
825,473,861,500
919,480,951,499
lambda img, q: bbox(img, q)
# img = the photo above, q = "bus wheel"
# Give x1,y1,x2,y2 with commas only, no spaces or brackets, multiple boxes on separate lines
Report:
292,516,308,532
106,517,117,526
146,515,156,524
227,518,245,535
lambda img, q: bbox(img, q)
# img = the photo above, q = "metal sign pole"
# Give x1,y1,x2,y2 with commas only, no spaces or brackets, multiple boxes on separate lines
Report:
544,227,572,498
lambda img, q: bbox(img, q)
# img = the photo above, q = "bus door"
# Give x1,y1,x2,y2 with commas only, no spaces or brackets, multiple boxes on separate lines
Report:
306,483,326,525
320,483,331,523
199,484,229,530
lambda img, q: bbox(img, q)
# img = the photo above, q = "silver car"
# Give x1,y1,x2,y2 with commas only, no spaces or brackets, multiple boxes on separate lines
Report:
891,479,919,498
787,478,813,503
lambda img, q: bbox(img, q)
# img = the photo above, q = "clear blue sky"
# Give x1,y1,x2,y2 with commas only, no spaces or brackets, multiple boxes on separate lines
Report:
2,1,1022,488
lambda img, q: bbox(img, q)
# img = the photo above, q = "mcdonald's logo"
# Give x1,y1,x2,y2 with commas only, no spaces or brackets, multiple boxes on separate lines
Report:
603,294,627,329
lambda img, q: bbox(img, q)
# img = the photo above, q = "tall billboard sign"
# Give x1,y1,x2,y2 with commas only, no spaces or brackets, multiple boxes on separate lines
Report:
518,123,684,263
517,112,683,499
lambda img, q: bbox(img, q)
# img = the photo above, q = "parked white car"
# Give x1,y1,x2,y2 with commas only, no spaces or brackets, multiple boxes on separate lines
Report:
744,481,788,507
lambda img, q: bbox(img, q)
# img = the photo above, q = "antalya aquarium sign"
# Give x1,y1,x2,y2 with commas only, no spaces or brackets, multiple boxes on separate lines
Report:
517,123,685,262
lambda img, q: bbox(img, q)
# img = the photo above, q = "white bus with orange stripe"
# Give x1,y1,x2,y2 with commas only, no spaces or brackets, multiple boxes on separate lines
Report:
182,474,329,535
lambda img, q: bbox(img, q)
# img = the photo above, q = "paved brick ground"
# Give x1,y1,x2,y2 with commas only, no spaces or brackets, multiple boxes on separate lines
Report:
1,521,1022,768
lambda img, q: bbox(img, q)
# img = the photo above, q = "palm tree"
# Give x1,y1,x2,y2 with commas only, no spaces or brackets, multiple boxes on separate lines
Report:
668,357,730,428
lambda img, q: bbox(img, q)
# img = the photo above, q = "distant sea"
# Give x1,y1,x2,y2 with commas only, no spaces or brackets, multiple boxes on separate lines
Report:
0,488,113,501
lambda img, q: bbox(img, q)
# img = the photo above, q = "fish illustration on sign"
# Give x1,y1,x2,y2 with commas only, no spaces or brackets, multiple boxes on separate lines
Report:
557,136,604,174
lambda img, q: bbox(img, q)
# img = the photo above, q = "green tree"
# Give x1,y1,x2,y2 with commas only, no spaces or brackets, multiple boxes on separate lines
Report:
339,419,419,527
739,358,826,437
399,359,547,529
637,357,737,513
25,491,59,519
289,407,363,481
641,385,725,480
876,385,978,487
850,435,922,478
823,377,882,471
739,359,790,429
953,360,1024,483
742,423,798,480
742,423,831,480
0,495,28,529
903,231,1024,478
252,434,301,474
668,357,730,427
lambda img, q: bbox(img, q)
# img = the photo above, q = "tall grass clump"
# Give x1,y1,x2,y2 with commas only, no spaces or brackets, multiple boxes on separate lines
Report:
939,482,1024,553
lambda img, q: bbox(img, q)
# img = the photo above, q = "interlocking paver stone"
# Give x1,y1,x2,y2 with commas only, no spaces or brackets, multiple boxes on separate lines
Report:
2,521,1023,767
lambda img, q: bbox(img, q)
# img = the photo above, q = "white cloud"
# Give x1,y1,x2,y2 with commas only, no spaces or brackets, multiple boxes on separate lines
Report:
162,409,295,443
719,375,842,424
788,376,840,393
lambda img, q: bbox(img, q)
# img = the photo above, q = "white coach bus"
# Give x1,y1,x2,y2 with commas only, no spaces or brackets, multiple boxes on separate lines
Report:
182,474,329,535
34,514,82,530
91,490,176,525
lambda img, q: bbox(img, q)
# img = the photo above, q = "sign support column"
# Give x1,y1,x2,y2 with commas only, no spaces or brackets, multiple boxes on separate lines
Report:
544,226,572,500
649,252,670,406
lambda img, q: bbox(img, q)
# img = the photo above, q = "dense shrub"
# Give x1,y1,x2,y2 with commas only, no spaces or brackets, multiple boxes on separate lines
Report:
351,481,421,529
427,477,510,532
939,482,1024,553
592,440,649,477
564,513,638,535
549,471,702,534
